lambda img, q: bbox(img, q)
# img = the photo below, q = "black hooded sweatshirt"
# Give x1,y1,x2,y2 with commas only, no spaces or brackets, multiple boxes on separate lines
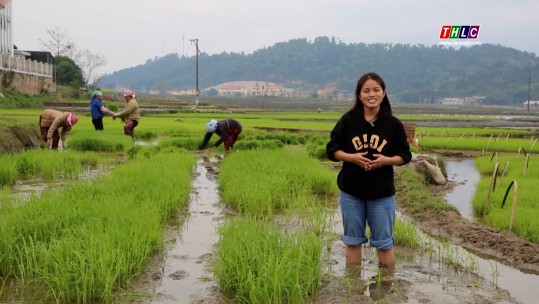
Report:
326,111,412,199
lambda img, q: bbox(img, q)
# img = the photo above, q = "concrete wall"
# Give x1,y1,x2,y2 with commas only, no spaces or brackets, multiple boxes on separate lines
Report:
0,54,56,95
0,69,56,95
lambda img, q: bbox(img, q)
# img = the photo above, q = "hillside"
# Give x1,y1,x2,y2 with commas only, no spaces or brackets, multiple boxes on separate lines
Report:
98,36,539,105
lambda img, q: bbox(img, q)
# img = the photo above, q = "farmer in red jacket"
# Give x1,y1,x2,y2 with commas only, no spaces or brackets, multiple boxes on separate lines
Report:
198,119,242,151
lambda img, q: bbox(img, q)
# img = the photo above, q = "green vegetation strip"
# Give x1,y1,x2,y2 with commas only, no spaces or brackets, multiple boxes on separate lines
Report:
473,154,539,243
0,148,195,303
396,168,457,214
0,150,108,187
218,149,337,216
417,127,529,137
212,149,337,303
213,218,323,303
418,136,538,153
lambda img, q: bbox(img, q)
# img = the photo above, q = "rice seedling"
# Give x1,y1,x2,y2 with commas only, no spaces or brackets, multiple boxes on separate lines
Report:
395,168,458,214
158,136,201,150
488,260,501,287
212,218,323,303
393,218,421,249
0,150,113,187
218,149,337,216
473,154,539,242
0,148,195,302
418,136,537,153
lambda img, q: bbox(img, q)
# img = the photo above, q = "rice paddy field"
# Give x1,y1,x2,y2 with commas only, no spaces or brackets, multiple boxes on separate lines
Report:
1,104,538,303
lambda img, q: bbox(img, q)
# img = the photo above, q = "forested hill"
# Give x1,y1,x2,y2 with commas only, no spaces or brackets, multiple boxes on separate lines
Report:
98,36,539,104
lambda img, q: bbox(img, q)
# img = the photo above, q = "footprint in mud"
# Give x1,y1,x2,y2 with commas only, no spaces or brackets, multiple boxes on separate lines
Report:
203,155,222,179
169,270,188,280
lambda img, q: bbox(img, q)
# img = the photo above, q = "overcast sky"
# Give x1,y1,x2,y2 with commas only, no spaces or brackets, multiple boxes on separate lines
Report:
12,0,539,75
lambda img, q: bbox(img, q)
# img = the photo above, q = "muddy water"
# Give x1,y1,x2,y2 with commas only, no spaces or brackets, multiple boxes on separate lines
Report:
2,156,537,303
441,158,539,303
444,158,481,220
153,156,223,302
136,155,535,303
128,155,225,303
8,165,111,203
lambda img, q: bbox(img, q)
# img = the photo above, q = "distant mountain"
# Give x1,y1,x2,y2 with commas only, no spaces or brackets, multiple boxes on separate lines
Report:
98,36,539,104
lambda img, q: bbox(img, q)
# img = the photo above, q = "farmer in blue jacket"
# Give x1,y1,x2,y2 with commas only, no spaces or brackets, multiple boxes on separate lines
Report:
89,90,114,130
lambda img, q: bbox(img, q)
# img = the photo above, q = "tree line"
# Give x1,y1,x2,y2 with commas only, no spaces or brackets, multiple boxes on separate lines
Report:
98,36,539,104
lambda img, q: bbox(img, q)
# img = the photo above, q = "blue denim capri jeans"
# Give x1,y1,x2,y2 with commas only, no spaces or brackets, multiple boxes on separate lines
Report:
339,191,396,250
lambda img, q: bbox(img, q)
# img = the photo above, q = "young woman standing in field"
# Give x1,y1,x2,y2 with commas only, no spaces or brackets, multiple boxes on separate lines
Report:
326,72,411,268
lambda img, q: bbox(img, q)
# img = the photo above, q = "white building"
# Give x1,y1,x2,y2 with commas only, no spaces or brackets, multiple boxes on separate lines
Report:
522,100,539,107
0,0,13,55
203,81,289,97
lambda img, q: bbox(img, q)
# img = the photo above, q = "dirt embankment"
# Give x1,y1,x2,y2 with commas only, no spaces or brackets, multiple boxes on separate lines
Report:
400,170,539,275
403,207,539,275
0,126,41,154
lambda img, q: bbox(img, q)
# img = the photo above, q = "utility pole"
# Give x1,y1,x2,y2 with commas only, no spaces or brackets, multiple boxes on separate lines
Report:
189,38,199,107
527,74,531,117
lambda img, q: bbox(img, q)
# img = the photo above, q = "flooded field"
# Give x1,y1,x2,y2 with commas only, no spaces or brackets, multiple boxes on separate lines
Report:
1,122,538,303
124,154,538,304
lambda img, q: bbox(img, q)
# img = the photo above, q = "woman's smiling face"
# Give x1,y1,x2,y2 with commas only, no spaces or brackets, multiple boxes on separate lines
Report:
359,79,385,109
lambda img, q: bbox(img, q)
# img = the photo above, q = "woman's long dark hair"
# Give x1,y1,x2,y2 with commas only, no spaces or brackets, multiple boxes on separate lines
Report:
347,72,392,119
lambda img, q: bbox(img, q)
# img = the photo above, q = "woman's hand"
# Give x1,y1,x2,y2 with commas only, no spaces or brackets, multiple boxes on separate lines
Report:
348,151,371,170
366,154,388,171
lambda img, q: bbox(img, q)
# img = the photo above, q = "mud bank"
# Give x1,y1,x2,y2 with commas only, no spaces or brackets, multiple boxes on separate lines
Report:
0,125,41,154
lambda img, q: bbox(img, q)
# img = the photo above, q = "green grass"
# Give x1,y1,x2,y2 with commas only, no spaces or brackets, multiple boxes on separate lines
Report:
473,153,539,243
0,148,195,302
396,168,458,214
0,149,112,187
218,149,338,216
4,106,537,303
417,135,538,153
212,218,323,303
416,126,530,137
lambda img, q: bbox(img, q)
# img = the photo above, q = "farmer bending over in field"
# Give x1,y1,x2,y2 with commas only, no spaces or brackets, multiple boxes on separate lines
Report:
39,109,79,150
113,90,140,140
198,119,242,151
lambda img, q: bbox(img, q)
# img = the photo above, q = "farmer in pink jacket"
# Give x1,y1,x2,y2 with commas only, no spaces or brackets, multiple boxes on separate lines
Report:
39,109,78,149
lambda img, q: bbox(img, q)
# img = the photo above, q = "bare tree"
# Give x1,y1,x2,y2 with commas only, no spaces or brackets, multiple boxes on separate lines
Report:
40,27,108,87
39,26,77,57
78,50,107,87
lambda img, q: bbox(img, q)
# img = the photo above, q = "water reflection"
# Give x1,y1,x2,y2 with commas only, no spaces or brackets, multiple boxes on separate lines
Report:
444,158,480,220
441,159,539,302
142,156,223,303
